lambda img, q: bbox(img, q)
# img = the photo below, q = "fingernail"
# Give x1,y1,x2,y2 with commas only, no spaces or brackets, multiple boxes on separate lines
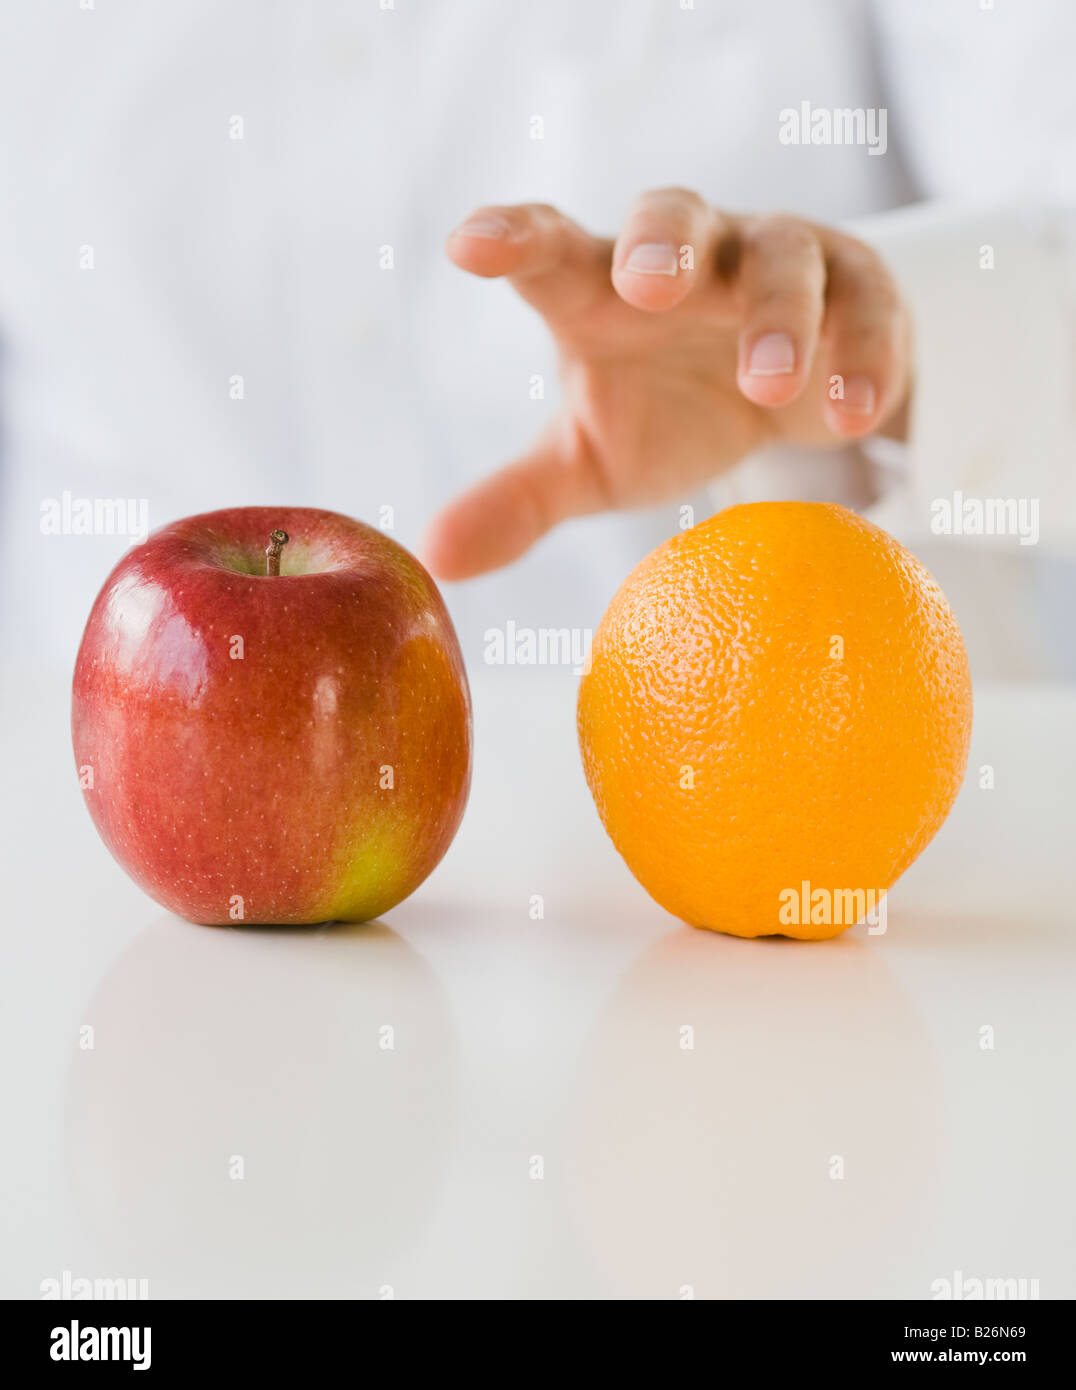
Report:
747,332,796,376
835,375,876,414
623,242,679,276
451,215,513,240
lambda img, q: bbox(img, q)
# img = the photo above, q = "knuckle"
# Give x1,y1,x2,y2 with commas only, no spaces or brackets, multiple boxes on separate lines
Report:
862,267,901,313
634,186,708,218
745,214,819,258
760,218,819,259
830,244,902,311
527,202,566,230
469,204,539,239
830,315,901,363
750,283,821,320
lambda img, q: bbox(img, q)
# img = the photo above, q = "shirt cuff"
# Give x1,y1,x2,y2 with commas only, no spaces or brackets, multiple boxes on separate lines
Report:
845,201,1076,551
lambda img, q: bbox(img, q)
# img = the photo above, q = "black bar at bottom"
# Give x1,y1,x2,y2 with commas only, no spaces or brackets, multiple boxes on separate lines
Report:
4,1296,1068,1378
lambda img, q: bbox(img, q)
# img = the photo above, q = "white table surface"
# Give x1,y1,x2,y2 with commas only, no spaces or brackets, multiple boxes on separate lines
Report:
2,671,1073,1300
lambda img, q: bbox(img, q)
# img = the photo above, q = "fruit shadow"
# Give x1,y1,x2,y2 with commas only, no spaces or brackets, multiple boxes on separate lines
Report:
556,923,942,1299
62,912,458,1297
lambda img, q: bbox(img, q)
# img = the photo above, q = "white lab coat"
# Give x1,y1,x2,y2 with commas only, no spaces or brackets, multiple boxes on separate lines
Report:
1,0,1073,674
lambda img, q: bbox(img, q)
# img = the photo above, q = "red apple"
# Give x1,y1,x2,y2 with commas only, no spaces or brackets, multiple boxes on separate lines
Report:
72,507,472,925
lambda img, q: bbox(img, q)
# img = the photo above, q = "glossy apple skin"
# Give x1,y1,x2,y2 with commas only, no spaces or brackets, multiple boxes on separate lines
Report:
72,507,472,925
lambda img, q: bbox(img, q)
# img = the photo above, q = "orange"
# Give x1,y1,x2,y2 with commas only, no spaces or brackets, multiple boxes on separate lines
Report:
577,502,972,940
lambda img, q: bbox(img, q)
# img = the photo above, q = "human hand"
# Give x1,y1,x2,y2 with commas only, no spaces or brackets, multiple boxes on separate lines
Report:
425,190,911,579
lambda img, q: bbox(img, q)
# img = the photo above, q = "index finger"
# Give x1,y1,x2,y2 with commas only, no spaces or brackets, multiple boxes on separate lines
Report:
446,202,613,320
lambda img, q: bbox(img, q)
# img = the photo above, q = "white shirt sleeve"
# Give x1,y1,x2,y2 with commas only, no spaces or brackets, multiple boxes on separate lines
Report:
858,0,1076,550
849,199,1076,552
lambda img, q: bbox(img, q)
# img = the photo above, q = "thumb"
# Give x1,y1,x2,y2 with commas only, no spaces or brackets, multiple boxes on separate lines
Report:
422,423,604,580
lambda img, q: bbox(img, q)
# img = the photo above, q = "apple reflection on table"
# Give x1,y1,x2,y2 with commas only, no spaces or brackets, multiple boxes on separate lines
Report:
63,916,456,1298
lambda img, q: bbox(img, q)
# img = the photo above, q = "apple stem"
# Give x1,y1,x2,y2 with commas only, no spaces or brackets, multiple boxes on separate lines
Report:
265,529,289,577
